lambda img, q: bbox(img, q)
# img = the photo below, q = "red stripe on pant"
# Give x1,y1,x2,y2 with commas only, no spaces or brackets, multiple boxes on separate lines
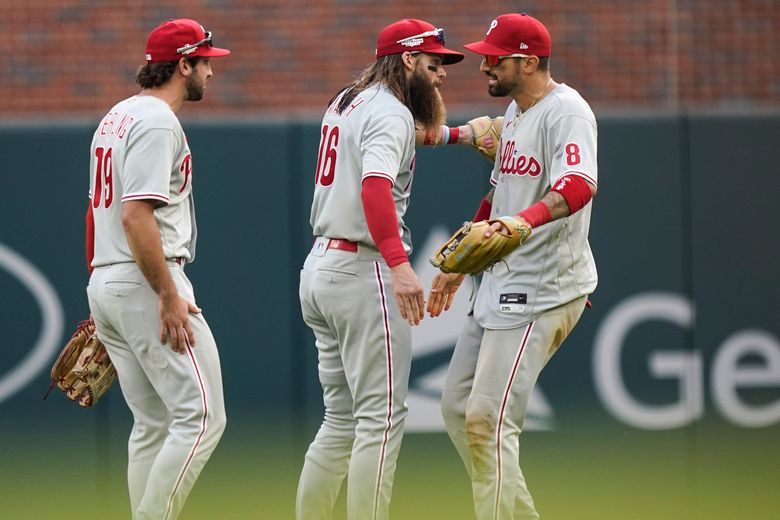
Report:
163,343,209,520
494,322,534,518
372,262,394,520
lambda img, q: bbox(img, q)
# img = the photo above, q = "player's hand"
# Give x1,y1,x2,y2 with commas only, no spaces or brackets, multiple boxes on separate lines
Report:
483,216,529,238
483,220,506,238
159,292,201,354
427,272,466,317
458,123,474,145
389,262,425,326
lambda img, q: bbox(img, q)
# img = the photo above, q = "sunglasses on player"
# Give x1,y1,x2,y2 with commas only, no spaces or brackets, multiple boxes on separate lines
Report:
483,53,529,67
397,28,446,47
177,31,213,55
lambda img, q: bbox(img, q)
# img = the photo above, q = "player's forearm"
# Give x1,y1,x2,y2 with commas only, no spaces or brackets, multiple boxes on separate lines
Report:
122,201,178,298
361,177,408,267
519,178,597,228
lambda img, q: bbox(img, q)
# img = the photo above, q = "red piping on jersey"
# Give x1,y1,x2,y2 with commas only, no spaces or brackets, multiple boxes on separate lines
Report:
372,262,394,520
122,193,170,203
163,341,209,520
85,203,95,273
362,177,408,268
560,170,597,187
494,322,534,518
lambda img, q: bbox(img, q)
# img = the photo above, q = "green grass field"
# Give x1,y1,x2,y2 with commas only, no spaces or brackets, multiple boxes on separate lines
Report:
4,421,778,519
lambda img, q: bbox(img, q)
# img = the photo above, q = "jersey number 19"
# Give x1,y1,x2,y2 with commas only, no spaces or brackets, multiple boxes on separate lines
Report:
93,146,114,209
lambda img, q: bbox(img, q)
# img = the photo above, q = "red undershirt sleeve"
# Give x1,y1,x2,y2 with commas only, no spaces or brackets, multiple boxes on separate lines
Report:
86,203,95,273
361,176,408,267
473,197,492,221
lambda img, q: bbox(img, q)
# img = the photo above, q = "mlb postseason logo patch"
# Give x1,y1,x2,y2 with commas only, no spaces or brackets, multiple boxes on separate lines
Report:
499,293,526,314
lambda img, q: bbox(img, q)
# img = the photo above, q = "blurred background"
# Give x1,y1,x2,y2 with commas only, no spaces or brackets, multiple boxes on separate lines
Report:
1,1,778,519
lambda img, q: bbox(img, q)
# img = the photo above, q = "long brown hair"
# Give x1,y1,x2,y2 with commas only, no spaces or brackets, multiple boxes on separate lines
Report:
332,55,411,115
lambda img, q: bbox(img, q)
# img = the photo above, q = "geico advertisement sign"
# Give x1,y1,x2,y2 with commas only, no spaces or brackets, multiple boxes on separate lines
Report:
408,228,780,432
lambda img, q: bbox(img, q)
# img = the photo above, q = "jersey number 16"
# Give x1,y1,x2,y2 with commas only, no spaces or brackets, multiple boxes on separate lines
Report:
314,125,339,186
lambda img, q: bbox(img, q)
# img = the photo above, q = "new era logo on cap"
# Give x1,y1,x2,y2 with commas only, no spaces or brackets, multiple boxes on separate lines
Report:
464,13,551,58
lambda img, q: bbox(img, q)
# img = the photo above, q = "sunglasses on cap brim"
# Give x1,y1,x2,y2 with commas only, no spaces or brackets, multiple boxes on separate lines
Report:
177,30,213,55
397,28,446,47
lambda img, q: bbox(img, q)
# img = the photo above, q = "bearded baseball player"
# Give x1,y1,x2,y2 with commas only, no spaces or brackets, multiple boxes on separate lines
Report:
427,13,598,520
297,19,464,520
85,19,229,520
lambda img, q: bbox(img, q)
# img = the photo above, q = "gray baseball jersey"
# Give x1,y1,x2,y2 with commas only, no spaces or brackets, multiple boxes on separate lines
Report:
297,82,417,520
474,83,598,329
309,83,416,253
89,95,196,267
87,93,224,520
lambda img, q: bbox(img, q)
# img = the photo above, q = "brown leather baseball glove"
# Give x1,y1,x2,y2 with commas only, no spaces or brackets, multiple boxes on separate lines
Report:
467,116,504,163
45,317,116,407
430,217,532,275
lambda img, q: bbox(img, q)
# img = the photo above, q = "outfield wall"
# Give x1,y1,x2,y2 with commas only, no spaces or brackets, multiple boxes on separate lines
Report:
1,115,778,518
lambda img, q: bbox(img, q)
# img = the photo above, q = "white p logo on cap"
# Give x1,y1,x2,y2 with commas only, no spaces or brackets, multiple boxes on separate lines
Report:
487,19,498,35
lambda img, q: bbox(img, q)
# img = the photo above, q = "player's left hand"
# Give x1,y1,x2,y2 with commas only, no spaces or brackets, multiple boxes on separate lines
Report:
427,272,465,317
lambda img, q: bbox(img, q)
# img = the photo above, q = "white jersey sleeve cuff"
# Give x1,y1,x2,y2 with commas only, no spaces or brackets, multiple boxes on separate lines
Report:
362,171,396,186
558,170,597,187
122,192,170,203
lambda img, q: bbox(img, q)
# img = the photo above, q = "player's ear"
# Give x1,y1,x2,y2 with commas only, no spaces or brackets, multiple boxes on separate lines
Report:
523,56,540,73
177,57,192,76
401,51,416,72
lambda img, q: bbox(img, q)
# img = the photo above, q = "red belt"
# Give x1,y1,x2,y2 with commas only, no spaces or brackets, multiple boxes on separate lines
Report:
173,257,186,265
326,239,358,252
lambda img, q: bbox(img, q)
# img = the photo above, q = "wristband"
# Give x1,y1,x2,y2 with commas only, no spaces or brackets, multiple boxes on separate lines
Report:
440,125,450,145
518,201,552,228
429,126,460,146
446,126,460,144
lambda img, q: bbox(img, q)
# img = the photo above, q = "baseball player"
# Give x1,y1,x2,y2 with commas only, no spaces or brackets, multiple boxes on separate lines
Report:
85,19,229,520
427,13,598,520
297,19,464,520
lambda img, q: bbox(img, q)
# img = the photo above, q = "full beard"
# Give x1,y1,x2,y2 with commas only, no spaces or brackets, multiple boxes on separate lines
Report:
487,74,513,97
408,69,446,134
186,75,205,101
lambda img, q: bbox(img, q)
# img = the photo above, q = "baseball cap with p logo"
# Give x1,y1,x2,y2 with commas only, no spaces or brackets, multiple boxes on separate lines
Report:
375,18,464,65
464,13,551,58
145,18,231,63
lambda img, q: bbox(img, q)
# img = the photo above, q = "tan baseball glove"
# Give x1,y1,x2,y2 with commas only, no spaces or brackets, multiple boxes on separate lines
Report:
45,317,116,407
430,217,532,275
467,116,504,163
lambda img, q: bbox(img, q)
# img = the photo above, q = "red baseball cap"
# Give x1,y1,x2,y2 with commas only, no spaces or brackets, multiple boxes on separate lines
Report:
464,13,551,57
145,19,231,63
376,19,464,65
